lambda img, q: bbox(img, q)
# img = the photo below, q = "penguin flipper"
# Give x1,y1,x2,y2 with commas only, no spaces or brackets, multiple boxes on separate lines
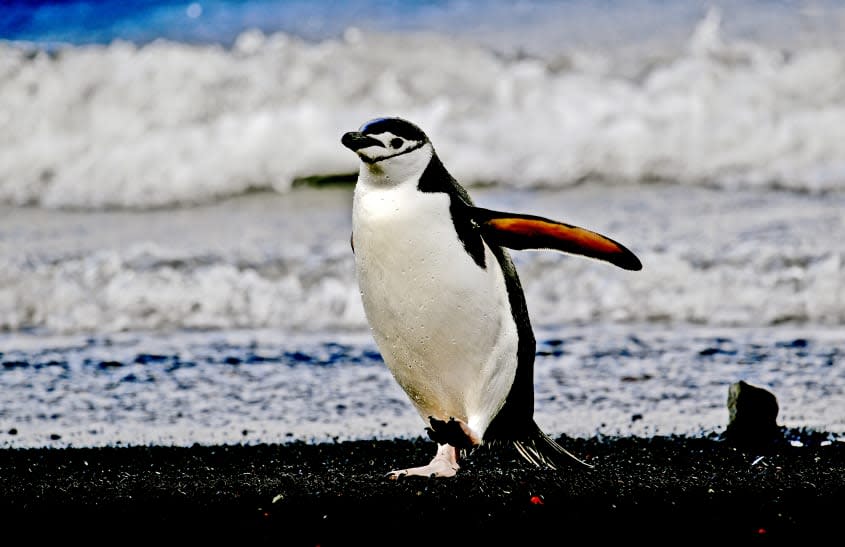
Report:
469,207,642,271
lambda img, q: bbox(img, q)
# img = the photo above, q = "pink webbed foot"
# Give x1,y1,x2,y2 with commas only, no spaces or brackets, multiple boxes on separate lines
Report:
387,443,459,480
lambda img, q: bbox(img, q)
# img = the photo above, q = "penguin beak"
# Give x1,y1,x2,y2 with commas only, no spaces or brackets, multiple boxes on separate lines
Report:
342,131,383,152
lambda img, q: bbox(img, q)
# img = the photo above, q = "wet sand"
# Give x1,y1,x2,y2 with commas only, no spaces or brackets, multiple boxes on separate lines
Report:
1,429,842,544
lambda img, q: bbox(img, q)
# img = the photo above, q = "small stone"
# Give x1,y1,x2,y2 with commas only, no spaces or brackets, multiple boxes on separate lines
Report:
723,380,782,448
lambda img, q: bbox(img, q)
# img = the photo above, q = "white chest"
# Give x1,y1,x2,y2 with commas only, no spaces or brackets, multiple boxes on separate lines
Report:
352,181,497,338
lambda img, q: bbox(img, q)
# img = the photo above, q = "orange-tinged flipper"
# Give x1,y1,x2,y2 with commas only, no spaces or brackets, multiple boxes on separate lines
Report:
470,207,642,271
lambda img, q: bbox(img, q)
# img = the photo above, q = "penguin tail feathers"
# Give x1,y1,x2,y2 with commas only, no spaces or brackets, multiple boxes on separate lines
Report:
511,425,594,471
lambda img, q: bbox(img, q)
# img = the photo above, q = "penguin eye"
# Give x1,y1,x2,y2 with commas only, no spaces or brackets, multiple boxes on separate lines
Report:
390,138,403,149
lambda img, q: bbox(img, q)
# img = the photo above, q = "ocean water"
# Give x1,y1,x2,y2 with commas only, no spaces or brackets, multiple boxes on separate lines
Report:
1,0,843,448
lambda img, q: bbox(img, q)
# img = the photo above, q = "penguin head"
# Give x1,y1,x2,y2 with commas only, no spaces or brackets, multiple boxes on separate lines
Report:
342,117,433,181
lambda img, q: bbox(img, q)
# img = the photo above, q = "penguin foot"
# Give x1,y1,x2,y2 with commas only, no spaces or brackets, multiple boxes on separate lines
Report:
387,443,459,480
425,416,481,449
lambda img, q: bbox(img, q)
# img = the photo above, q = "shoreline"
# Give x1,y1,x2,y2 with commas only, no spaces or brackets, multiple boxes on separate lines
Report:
1,430,842,543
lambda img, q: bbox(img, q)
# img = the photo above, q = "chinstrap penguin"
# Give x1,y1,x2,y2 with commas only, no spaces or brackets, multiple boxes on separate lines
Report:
342,117,642,479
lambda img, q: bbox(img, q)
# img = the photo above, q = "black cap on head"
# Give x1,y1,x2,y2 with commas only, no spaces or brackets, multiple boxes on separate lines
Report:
359,117,428,142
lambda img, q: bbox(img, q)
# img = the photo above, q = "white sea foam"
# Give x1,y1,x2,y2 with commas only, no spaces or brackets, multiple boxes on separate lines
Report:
1,8,844,210
1,185,842,335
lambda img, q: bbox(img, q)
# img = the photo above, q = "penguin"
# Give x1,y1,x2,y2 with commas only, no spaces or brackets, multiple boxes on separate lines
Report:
341,117,642,479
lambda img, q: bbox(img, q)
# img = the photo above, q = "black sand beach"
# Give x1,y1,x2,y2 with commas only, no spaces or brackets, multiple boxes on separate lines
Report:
1,429,842,545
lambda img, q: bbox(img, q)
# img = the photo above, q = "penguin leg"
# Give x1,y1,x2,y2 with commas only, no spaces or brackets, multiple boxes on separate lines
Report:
387,442,460,480
426,416,482,449
385,417,482,480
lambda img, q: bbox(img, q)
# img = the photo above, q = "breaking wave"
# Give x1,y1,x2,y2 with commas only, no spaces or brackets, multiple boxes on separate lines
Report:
2,8,844,210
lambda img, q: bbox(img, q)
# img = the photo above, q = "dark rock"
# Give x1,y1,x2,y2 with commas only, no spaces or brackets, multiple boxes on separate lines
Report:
723,380,783,448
